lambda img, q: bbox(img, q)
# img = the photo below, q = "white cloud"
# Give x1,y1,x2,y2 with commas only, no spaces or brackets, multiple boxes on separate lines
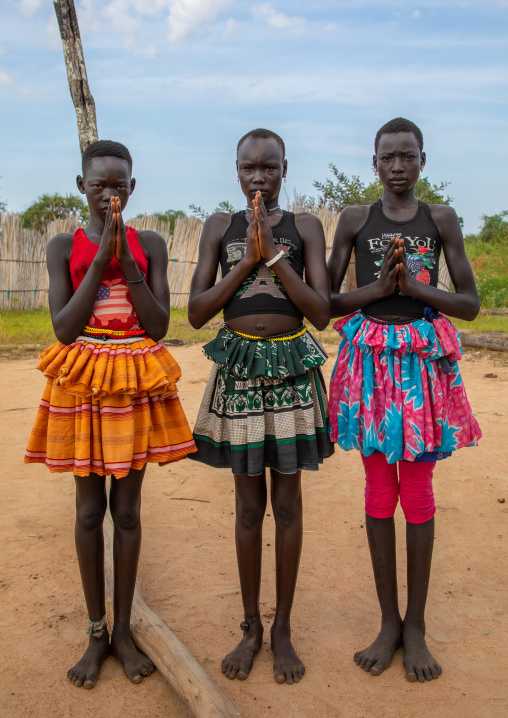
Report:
251,3,306,34
223,17,238,37
18,0,42,17
323,23,338,32
0,70,14,87
412,9,421,17
167,0,233,42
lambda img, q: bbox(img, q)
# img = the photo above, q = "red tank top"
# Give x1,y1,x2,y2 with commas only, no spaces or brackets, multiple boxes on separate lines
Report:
69,227,148,332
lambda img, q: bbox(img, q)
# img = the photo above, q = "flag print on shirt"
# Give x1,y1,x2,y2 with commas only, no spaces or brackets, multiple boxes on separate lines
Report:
89,278,139,327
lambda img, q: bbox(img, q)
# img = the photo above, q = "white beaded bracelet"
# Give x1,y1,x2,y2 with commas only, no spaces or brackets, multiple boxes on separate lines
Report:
265,250,285,268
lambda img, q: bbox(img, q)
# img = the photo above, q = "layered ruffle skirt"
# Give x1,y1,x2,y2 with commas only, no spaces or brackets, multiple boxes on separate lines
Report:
24,338,196,478
328,312,481,464
189,326,334,475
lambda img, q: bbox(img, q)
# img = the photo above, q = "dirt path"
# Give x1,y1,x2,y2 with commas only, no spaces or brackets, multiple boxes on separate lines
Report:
1,345,507,718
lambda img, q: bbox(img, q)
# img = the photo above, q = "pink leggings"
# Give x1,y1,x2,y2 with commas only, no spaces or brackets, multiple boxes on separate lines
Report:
361,453,436,524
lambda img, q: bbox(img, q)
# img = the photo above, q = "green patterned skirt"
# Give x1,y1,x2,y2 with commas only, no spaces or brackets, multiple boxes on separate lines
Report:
189,325,334,475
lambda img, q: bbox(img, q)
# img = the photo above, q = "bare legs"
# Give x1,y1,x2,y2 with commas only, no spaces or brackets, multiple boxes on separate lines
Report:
354,515,403,676
68,468,154,689
403,518,442,681
67,475,109,688
221,469,304,684
355,514,442,681
109,467,154,683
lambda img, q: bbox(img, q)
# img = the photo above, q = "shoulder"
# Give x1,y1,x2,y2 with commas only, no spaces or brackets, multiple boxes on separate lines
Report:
293,211,324,239
336,204,371,238
200,212,235,244
46,232,74,262
427,205,462,236
427,204,457,221
137,229,167,248
47,232,74,250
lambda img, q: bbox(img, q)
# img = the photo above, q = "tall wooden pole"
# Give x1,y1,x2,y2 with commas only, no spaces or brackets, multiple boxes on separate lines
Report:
53,0,98,153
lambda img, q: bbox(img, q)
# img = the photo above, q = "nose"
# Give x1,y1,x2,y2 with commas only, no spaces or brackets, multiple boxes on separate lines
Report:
392,157,404,173
252,169,264,184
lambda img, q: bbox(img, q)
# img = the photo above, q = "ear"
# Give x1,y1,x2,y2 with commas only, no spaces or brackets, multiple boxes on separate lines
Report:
76,175,85,194
372,154,378,171
282,159,288,177
129,178,136,195
420,151,426,170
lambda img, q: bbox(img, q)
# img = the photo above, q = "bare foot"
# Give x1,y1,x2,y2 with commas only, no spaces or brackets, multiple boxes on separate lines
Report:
222,619,264,680
271,626,305,685
354,619,403,676
67,632,110,689
111,631,155,684
403,623,442,682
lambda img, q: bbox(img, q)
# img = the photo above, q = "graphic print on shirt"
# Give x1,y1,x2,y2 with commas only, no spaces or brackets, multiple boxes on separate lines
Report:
226,237,298,300
88,278,140,328
371,233,437,285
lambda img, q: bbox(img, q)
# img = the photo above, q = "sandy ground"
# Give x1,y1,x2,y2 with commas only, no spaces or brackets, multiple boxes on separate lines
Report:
1,344,507,718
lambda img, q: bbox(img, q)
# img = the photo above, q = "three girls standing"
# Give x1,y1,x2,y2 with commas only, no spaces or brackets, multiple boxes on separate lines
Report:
25,120,480,690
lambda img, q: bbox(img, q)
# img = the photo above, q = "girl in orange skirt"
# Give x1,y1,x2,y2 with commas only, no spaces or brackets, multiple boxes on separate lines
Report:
25,140,196,688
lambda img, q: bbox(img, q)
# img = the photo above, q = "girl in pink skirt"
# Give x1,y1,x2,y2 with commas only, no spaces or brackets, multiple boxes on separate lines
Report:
327,118,481,683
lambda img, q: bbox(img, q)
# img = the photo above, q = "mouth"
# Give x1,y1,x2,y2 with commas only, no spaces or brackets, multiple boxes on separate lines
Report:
390,178,407,185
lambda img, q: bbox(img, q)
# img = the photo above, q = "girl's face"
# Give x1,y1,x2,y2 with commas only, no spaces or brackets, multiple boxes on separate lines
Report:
77,156,135,220
373,132,425,194
236,137,287,204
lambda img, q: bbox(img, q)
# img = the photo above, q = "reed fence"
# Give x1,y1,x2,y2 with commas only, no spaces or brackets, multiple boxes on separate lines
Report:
0,206,451,311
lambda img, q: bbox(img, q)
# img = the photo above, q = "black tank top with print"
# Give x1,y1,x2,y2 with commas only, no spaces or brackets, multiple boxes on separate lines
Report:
355,200,441,318
221,211,305,321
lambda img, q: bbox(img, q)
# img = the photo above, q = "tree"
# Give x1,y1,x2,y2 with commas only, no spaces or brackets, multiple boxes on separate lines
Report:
22,193,89,229
313,164,456,214
136,209,187,234
189,201,236,220
479,210,508,244
53,0,98,153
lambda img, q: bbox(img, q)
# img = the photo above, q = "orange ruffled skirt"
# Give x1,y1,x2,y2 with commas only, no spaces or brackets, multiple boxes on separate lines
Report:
24,338,196,478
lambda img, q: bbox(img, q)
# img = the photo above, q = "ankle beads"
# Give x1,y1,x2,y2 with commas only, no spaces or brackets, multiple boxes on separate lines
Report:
240,614,261,632
86,614,107,639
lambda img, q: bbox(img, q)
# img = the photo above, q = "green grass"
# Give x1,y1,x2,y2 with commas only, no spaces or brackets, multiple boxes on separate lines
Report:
1,307,507,348
0,307,221,346
464,235,508,308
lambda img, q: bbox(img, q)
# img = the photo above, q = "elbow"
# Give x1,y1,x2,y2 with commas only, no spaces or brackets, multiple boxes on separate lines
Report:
311,303,331,331
54,324,78,345
187,303,205,330
464,298,480,322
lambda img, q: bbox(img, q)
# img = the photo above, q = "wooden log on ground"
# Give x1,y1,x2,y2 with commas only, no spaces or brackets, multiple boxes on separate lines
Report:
103,505,242,718
459,331,508,352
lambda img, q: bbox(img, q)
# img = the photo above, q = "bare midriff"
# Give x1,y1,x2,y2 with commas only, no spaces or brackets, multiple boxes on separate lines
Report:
226,313,303,337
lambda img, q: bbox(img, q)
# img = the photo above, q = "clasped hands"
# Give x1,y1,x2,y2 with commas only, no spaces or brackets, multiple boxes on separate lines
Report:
379,237,418,296
245,190,279,266
100,196,131,265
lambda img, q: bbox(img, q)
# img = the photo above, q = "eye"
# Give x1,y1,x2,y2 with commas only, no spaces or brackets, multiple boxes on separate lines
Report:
92,184,102,189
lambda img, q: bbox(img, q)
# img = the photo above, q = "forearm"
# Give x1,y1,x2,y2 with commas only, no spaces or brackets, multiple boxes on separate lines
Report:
408,281,480,321
189,257,257,328
270,258,330,329
330,281,386,318
121,258,169,341
51,256,109,344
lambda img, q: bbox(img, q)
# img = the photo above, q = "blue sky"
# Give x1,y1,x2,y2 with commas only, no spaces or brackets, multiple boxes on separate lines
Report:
1,0,507,233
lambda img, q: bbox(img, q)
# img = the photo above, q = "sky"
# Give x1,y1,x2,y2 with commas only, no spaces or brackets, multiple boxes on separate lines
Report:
1,0,507,234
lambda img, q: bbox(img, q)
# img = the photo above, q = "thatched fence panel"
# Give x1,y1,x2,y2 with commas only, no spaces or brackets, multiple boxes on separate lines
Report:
0,208,451,312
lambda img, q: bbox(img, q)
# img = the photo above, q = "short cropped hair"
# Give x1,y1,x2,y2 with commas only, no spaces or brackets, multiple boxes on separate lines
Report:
237,128,285,160
82,140,133,175
374,118,424,153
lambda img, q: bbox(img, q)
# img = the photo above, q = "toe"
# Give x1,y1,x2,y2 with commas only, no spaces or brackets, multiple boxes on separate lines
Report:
416,668,425,683
292,672,300,683
363,658,375,672
406,668,417,682
275,671,286,684
423,667,432,681
83,674,98,690
285,672,294,685
129,671,142,684
353,651,362,664
370,663,383,676
436,663,443,676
